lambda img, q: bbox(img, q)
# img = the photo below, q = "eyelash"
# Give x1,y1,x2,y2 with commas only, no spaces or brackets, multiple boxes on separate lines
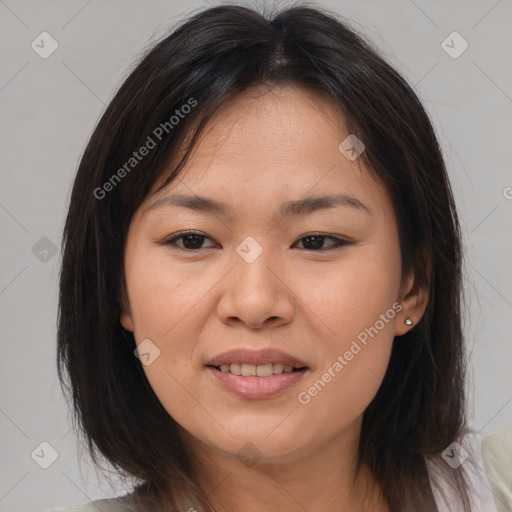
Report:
162,230,352,252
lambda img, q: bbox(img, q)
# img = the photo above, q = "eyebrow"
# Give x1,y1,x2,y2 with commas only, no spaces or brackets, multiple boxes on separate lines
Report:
145,192,372,218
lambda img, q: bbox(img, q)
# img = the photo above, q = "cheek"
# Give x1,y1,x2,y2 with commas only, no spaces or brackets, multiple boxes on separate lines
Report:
125,250,213,414
292,245,399,420
295,302,396,444
298,243,401,347
126,249,208,343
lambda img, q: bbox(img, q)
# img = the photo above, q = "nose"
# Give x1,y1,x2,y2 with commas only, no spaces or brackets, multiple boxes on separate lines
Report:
216,245,295,329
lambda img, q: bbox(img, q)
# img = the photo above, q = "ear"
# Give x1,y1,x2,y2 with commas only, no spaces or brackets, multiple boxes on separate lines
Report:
120,306,134,332
119,277,134,332
394,271,429,336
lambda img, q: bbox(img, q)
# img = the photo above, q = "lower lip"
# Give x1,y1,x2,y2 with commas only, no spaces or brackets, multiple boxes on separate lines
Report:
206,366,308,399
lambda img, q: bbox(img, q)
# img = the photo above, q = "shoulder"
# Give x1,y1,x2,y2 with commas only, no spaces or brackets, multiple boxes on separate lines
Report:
426,432,500,512
482,427,512,512
48,493,135,512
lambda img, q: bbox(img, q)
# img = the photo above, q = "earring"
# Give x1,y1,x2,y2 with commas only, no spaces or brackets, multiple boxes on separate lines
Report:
404,318,413,325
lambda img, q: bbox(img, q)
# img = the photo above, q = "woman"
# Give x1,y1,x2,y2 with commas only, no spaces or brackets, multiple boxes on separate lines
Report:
54,4,498,511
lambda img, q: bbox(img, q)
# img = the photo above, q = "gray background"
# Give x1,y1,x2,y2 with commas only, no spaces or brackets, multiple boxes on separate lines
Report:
0,0,511,510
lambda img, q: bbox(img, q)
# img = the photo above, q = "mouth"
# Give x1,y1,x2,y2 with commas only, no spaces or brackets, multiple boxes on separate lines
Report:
207,363,309,377
205,348,310,399
205,362,309,399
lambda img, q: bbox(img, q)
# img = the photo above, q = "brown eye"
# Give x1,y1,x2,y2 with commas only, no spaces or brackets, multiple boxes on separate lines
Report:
294,234,351,251
162,231,351,252
163,231,216,251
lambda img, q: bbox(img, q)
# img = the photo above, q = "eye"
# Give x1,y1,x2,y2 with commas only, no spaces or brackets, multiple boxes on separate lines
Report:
163,231,216,251
293,234,351,251
162,231,351,252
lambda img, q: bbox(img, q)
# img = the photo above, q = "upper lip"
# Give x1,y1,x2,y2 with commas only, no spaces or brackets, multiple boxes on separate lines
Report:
206,348,308,368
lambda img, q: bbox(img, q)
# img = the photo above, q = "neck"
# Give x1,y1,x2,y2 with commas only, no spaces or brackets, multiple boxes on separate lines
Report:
176,419,389,512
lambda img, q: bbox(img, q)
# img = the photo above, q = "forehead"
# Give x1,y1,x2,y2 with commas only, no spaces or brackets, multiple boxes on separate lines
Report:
182,84,349,169
142,85,391,221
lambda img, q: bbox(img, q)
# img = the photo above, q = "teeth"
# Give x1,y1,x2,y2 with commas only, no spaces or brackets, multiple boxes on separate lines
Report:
273,363,284,374
241,363,256,376
218,363,302,376
229,363,241,375
256,364,273,377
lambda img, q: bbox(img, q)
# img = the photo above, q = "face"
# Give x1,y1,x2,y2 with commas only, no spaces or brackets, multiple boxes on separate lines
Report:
120,84,427,467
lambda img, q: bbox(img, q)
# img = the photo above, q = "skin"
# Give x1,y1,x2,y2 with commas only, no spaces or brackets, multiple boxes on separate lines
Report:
120,84,428,511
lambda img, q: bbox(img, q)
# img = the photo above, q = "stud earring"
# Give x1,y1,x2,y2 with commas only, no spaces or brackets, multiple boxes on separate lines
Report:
404,318,413,325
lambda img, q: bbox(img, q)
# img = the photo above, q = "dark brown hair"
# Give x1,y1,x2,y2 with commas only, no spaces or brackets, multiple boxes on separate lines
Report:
57,3,472,511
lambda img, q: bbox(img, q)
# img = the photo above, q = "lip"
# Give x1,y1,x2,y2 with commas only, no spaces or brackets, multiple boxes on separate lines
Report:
205,348,308,368
206,366,309,399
